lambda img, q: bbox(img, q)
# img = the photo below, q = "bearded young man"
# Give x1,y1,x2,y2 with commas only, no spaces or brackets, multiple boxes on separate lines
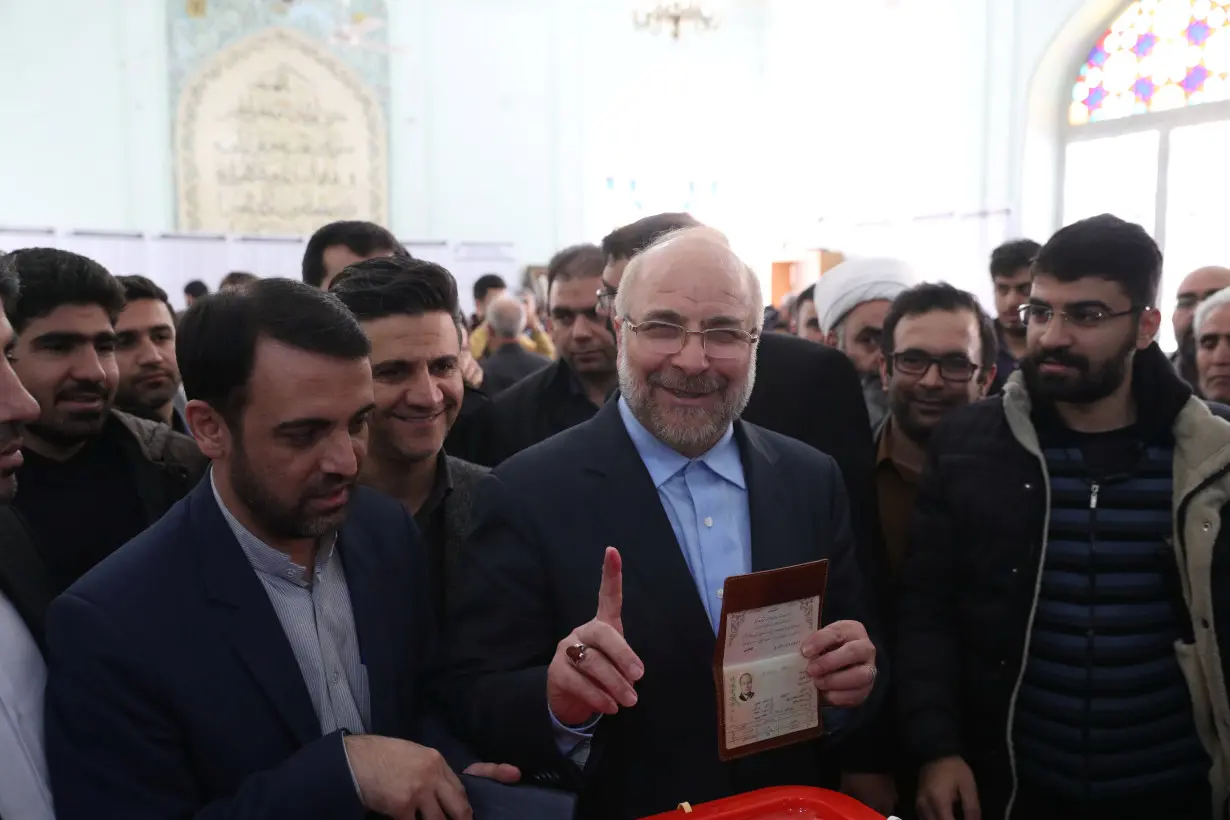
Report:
898,214,1230,820
444,226,885,820
43,278,517,819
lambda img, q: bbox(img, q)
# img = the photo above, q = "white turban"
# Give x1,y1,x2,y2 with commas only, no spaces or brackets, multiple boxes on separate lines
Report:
812,257,920,333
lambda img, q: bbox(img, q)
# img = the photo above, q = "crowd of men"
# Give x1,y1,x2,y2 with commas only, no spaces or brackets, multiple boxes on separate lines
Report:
0,210,1228,820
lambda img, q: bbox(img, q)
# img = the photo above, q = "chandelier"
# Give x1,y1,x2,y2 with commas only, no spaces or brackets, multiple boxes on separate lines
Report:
633,2,719,40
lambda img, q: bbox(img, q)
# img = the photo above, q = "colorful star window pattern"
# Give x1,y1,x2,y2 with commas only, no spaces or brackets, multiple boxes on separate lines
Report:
1070,0,1230,125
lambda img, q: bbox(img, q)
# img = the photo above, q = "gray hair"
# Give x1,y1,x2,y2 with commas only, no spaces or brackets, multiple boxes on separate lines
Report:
487,296,526,339
1195,286,1230,337
613,226,764,332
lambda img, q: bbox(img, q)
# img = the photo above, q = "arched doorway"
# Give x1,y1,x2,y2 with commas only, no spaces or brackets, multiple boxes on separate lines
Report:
1060,0,1230,349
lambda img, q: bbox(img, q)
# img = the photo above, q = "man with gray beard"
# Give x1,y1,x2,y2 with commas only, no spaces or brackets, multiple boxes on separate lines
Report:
445,226,884,820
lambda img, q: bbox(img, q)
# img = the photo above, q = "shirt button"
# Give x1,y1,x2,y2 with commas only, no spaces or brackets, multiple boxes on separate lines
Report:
1203,521,1213,532
704,517,714,528
332,670,341,684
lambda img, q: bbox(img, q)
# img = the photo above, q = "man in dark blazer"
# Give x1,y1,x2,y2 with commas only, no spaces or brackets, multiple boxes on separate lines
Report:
483,214,884,598
0,258,54,820
44,279,515,820
474,243,616,467
445,227,884,820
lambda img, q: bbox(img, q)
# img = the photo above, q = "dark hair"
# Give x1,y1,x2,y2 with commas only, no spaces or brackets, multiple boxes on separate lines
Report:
0,254,18,306
473,274,507,304
546,244,605,291
882,282,998,377
117,274,169,306
330,256,464,345
219,271,258,291
176,277,370,423
302,221,404,288
601,213,701,262
989,239,1042,280
3,248,125,333
789,284,816,320
184,279,209,299
1033,214,1162,307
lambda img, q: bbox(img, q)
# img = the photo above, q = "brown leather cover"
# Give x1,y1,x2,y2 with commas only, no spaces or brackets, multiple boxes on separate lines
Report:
713,559,829,762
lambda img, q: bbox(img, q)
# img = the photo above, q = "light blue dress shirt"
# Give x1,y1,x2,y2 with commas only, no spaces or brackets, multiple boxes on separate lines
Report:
552,399,751,757
617,397,751,632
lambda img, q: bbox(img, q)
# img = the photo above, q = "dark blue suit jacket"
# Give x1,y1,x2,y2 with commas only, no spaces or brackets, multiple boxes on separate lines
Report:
44,478,442,820
444,400,888,820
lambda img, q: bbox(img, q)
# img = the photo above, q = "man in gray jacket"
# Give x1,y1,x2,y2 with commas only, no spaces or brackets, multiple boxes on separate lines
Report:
330,256,489,619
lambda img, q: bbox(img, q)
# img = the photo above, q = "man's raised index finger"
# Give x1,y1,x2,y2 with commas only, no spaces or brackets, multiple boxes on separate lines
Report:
595,546,623,627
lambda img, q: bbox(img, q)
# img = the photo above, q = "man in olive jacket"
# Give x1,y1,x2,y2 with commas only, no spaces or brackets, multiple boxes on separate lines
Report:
898,215,1230,820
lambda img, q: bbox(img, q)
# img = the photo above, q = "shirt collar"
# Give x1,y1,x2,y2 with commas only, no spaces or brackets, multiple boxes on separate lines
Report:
209,468,336,587
616,396,744,490
875,417,922,483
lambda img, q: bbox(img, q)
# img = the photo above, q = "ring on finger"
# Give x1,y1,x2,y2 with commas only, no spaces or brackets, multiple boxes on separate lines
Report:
566,642,589,667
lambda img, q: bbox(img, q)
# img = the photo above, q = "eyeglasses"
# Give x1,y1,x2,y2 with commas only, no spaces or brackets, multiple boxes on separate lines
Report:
891,351,979,383
623,319,758,359
1017,303,1142,329
596,284,618,313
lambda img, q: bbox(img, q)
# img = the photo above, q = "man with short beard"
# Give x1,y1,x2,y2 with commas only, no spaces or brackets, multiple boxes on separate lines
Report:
876,282,997,579
114,275,187,433
445,226,884,820
44,278,518,819
0,255,54,820
331,256,490,621
987,238,1041,394
4,248,204,594
480,243,618,464
899,214,1230,820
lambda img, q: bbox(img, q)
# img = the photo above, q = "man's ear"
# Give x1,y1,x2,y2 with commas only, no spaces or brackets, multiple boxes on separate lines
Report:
823,330,839,348
184,399,230,461
1137,307,1162,350
977,364,998,399
879,358,891,392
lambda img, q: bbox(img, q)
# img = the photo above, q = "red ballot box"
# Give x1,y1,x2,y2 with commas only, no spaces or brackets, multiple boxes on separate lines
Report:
639,786,887,820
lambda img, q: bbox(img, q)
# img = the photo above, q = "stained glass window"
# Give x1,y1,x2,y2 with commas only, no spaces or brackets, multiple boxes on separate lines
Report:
1070,0,1230,125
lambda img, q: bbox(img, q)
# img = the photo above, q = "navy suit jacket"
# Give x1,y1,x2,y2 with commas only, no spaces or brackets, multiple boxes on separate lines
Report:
444,400,888,820
44,478,443,820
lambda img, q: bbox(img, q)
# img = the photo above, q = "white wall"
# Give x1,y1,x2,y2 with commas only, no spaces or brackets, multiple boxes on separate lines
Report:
0,0,769,272
0,0,1133,298
0,0,172,234
753,0,1121,307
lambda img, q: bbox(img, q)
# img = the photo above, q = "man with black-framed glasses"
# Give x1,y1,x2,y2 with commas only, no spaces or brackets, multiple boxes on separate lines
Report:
876,282,998,581
899,214,1230,820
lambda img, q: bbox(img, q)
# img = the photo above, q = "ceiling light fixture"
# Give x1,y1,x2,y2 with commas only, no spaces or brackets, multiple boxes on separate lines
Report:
633,2,719,40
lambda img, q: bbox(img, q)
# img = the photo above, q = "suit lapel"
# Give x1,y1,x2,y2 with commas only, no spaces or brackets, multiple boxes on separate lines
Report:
583,403,716,671
192,482,320,745
739,423,810,574
339,521,397,737
0,508,52,655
